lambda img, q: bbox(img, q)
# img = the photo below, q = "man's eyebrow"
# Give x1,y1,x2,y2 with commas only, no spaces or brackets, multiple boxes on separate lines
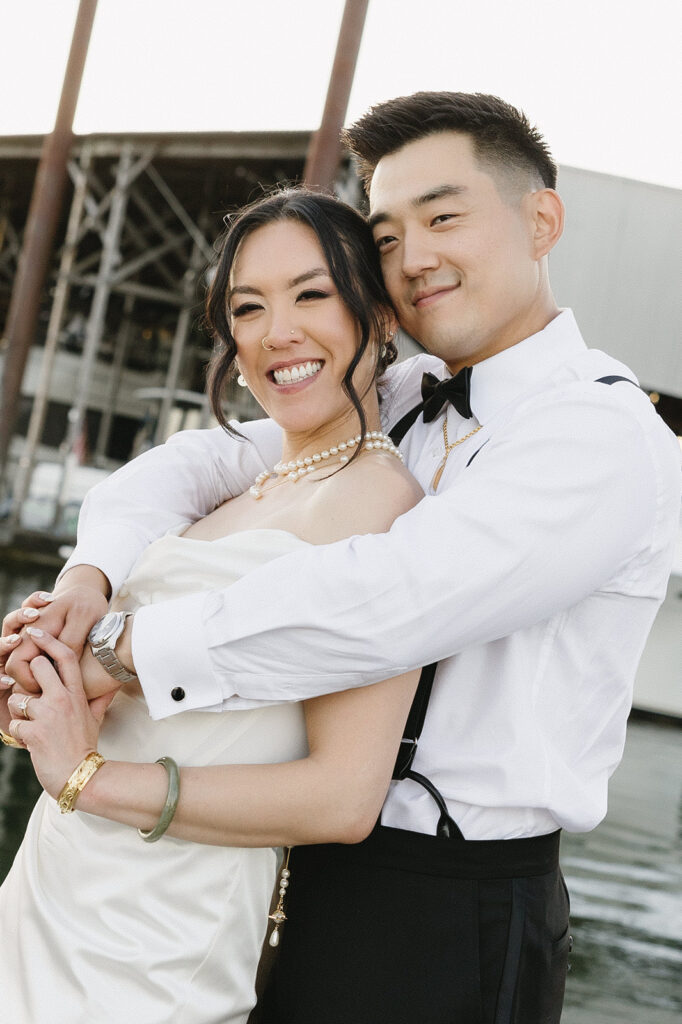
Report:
369,184,468,231
227,267,329,303
414,184,468,206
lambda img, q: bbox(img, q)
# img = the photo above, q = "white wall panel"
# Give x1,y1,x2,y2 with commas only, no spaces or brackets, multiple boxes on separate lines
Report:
552,168,682,397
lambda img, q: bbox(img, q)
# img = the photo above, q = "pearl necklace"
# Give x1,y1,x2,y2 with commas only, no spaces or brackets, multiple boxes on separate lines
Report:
250,431,403,499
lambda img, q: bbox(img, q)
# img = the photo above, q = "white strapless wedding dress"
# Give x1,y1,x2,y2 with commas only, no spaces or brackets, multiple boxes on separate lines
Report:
0,530,308,1024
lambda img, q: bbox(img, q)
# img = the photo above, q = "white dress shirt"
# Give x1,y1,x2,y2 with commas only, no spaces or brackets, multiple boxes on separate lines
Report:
64,310,682,839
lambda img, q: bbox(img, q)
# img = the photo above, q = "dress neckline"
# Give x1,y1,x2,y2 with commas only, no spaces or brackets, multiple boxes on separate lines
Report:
171,525,309,546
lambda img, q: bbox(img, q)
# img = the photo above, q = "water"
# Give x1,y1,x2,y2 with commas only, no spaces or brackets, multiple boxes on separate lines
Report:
561,720,682,1024
1,559,681,1022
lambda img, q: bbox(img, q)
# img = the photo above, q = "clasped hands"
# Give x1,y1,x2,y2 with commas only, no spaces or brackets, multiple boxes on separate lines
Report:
0,573,128,799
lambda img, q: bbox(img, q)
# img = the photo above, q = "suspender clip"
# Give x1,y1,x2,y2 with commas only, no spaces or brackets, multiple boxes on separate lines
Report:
393,738,418,780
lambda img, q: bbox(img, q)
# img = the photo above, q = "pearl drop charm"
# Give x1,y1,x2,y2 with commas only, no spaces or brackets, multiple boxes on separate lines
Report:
268,848,292,948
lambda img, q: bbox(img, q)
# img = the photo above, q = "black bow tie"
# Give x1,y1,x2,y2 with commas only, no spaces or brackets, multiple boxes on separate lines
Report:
420,367,473,422
389,366,474,446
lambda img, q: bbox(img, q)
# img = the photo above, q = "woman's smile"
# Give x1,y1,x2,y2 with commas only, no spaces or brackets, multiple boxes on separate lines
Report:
268,359,324,389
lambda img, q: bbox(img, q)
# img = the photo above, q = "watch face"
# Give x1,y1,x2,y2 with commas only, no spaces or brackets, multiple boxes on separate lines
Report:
88,612,119,645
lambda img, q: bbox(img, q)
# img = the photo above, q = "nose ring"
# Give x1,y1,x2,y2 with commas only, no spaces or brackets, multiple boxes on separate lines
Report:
261,331,296,350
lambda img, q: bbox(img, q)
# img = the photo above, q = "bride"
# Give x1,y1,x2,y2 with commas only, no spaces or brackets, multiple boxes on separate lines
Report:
0,189,422,1023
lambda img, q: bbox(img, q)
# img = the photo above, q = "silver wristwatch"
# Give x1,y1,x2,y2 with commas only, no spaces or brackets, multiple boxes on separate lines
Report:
88,611,137,683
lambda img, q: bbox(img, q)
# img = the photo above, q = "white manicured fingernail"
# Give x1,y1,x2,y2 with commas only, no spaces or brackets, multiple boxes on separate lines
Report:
0,675,15,687
23,608,40,620
38,592,54,602
4,634,20,644
26,627,44,638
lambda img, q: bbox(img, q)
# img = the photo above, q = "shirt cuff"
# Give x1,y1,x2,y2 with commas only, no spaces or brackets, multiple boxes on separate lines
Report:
132,593,223,720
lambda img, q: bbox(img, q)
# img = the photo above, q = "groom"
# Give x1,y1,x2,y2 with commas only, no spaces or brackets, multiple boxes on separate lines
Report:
4,92,681,1022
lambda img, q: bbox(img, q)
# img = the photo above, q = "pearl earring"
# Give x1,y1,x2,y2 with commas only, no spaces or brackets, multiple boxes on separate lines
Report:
237,374,247,388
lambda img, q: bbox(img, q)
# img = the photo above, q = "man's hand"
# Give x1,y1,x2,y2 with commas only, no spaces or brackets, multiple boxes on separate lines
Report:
3,566,110,692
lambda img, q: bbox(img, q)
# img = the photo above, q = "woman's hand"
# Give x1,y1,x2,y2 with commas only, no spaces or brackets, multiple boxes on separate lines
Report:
6,629,116,800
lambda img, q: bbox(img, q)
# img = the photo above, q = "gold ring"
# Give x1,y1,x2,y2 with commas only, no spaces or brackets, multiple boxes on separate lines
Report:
261,337,275,350
0,727,23,749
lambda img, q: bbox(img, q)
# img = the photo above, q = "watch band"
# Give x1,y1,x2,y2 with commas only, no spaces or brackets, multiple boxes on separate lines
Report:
92,645,138,683
90,611,137,683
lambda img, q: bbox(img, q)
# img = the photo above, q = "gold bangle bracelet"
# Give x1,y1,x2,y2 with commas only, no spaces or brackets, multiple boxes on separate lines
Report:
0,728,23,749
57,752,106,814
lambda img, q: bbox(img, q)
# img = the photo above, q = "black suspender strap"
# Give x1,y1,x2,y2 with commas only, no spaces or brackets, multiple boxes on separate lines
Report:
392,662,437,779
388,371,639,841
389,401,426,446
392,662,462,840
390,375,638,448
595,375,638,387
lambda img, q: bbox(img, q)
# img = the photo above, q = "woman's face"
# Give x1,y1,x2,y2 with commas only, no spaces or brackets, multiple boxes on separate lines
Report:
228,219,378,439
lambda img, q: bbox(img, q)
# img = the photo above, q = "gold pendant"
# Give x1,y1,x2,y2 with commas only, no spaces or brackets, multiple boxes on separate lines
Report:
431,455,449,491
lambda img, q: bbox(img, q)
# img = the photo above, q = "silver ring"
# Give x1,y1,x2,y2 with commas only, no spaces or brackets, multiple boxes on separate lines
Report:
261,337,275,350
17,694,35,720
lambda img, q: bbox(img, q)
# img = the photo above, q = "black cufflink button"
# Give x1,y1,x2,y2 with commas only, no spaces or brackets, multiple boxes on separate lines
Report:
171,687,186,702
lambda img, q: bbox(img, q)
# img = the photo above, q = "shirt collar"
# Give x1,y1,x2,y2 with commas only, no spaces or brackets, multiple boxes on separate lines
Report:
463,309,587,424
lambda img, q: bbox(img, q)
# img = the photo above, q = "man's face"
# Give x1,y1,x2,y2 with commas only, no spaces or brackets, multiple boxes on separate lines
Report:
369,132,545,372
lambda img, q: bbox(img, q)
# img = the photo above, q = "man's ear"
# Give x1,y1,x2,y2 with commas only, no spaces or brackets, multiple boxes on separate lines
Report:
527,188,565,260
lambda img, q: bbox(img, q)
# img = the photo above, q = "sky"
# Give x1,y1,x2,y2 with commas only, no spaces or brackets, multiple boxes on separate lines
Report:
0,0,680,190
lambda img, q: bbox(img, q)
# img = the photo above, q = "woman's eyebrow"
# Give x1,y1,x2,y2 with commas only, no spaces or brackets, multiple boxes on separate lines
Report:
227,284,262,302
287,268,329,288
227,268,329,303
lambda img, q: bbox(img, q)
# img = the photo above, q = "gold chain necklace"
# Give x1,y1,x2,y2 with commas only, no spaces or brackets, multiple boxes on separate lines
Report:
431,417,483,490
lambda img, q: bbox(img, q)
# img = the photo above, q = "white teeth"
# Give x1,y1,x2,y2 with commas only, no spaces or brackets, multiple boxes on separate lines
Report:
273,361,322,386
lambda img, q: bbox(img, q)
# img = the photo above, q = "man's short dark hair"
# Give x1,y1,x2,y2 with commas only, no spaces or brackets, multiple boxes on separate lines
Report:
342,91,558,195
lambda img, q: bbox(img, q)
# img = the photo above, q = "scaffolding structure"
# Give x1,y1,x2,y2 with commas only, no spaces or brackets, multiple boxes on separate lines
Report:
0,130,312,539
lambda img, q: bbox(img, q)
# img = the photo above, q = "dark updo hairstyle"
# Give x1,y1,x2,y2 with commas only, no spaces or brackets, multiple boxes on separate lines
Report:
205,188,397,452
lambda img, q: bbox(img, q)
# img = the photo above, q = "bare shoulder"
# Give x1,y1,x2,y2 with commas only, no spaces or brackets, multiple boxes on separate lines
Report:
304,452,424,543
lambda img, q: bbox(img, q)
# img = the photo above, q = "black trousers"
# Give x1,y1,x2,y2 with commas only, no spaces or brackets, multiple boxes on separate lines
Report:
258,824,570,1024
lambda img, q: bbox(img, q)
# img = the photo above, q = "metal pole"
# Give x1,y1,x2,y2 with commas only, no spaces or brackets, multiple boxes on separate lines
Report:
0,0,98,480
303,0,370,190
154,225,207,445
94,293,135,463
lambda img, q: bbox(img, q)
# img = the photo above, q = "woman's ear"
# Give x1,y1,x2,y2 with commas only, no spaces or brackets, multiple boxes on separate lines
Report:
377,310,398,350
